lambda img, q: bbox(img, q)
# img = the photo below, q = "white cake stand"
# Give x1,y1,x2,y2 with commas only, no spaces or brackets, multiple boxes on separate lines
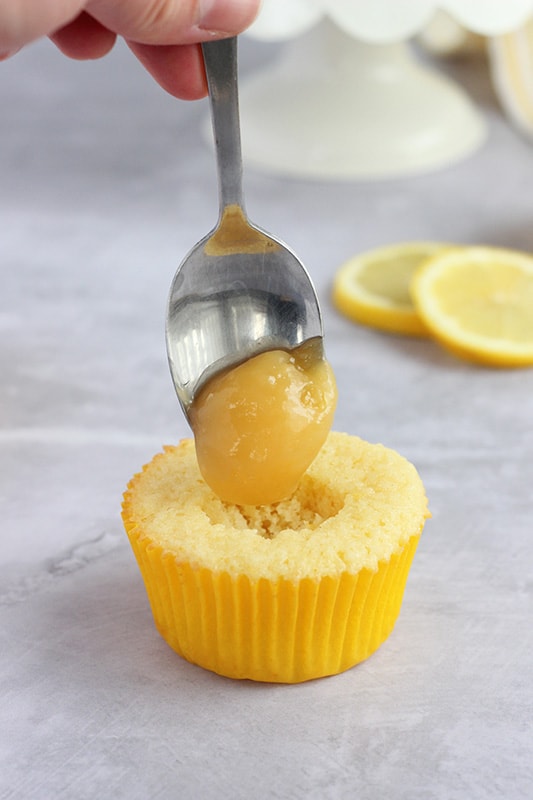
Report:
238,0,533,179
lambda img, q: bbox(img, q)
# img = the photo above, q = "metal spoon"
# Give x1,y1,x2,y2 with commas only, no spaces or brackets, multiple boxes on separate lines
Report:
165,37,323,420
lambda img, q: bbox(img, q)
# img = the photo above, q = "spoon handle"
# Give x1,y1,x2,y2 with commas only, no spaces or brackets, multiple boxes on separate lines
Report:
202,37,245,213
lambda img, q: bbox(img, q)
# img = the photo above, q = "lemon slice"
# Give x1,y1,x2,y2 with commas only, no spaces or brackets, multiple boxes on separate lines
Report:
332,242,447,336
411,246,533,366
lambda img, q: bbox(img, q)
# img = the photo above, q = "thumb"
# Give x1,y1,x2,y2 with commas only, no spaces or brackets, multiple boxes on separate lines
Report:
86,0,261,45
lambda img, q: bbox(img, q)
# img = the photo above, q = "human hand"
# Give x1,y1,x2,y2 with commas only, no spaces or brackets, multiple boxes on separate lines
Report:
0,0,261,99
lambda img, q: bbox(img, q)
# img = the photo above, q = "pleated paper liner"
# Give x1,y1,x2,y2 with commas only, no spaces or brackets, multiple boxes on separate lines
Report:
124,524,421,684
490,20,533,142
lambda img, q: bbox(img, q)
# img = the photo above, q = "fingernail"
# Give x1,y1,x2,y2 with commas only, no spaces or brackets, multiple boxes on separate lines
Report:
197,0,259,35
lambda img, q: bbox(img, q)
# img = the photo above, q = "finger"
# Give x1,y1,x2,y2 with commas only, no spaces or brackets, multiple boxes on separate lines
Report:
127,41,207,100
0,0,85,51
49,11,116,60
0,49,19,61
86,0,261,45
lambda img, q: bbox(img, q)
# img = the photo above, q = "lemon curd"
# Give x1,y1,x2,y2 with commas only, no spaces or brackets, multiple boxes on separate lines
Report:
189,340,337,505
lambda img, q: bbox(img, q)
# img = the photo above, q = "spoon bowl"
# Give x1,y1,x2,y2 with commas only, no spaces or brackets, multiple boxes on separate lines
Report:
166,38,323,419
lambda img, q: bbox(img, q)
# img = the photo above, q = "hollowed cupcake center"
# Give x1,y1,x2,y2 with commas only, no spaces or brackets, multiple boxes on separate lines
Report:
208,476,346,538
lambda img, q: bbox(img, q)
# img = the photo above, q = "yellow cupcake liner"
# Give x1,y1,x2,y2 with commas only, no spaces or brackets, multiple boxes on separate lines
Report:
125,524,421,684
489,21,533,142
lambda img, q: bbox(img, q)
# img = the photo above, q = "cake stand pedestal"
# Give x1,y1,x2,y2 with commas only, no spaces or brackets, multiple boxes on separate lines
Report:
239,20,485,180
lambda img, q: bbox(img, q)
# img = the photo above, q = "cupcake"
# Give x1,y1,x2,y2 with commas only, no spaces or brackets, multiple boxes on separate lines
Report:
122,431,429,683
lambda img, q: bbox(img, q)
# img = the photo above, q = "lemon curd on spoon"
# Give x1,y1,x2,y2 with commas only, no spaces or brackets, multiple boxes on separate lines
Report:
188,339,337,505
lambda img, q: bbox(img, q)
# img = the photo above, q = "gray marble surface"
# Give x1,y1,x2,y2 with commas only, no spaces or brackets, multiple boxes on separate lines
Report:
1,36,532,800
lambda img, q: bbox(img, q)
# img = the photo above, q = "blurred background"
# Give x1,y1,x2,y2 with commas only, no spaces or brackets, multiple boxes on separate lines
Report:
1,6,533,798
